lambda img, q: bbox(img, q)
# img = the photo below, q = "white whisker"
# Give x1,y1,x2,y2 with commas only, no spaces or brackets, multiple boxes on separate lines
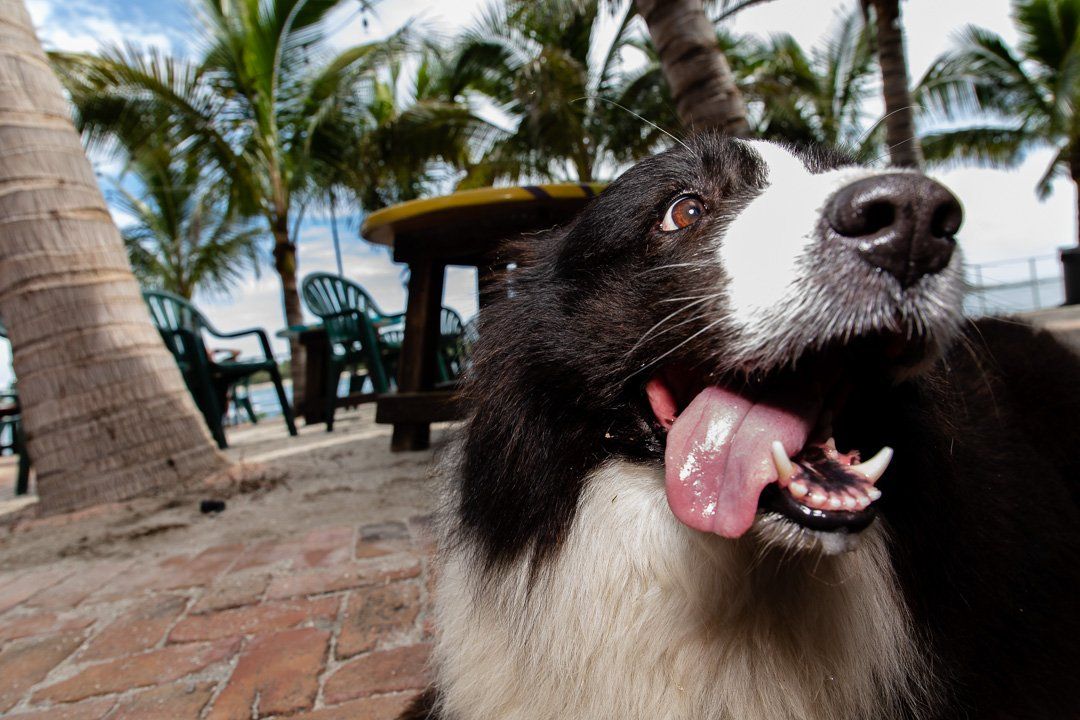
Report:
626,296,717,356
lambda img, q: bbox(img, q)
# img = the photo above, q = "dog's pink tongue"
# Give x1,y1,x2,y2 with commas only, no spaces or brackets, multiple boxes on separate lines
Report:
663,386,819,538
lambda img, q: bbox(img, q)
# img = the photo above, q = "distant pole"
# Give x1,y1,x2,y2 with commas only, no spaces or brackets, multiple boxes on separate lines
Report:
973,265,987,316
330,192,344,277
1030,257,1041,309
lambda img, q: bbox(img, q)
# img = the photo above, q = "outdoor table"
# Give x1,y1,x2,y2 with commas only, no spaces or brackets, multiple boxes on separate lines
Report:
361,183,604,451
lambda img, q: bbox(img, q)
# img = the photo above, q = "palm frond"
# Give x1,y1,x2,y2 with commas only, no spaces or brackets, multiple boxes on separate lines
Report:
920,126,1046,169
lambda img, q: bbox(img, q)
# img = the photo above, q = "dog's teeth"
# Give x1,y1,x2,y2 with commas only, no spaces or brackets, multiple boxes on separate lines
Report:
855,494,871,509
824,437,837,451
789,481,809,498
807,490,827,508
848,446,893,483
827,496,842,510
770,441,795,484
866,487,882,501
842,495,857,510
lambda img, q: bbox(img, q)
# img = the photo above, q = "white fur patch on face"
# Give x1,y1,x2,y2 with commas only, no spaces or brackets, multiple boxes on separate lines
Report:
719,141,878,333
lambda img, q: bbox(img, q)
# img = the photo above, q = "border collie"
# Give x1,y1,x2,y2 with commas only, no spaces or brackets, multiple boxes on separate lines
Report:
407,134,1080,719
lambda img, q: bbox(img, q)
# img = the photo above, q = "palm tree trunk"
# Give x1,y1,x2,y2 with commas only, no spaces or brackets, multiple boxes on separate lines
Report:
0,0,228,512
634,0,750,136
871,0,923,168
1061,144,1080,305
271,222,306,409
330,200,344,277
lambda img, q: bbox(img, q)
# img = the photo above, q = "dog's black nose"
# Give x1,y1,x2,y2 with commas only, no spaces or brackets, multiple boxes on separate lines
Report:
825,174,963,287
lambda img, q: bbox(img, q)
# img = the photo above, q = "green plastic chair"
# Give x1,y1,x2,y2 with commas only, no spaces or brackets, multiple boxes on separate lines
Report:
437,308,467,383
143,290,297,449
301,273,405,431
0,319,30,496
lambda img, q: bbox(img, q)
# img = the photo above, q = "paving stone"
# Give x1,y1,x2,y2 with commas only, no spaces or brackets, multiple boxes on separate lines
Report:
191,568,270,613
322,644,431,706
0,566,69,615
169,596,338,643
3,697,116,720
0,632,86,712
230,539,303,572
358,522,409,543
32,638,239,704
80,595,187,661
206,627,329,720
294,527,354,570
100,544,244,597
144,543,246,591
290,692,419,720
110,681,215,720
353,540,395,560
26,561,131,611
265,555,421,601
337,582,421,659
0,610,95,642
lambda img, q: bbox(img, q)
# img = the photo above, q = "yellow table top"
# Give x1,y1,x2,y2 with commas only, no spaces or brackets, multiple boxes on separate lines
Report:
360,183,606,247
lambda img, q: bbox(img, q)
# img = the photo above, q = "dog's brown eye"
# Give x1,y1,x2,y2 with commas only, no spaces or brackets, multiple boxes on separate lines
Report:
660,196,704,232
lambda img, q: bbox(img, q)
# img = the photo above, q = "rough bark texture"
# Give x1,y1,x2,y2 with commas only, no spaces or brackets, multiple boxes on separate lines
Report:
0,0,229,513
271,225,305,409
635,0,750,136
872,0,923,168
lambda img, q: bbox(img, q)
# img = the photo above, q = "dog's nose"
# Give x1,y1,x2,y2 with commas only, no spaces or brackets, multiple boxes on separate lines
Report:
825,174,963,287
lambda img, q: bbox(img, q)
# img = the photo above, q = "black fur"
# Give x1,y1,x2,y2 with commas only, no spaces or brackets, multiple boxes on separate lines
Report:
437,133,1080,718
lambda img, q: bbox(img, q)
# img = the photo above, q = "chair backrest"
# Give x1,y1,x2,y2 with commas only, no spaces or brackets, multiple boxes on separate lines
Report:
438,308,468,380
143,290,208,333
302,273,391,349
301,273,387,321
440,307,464,337
142,290,210,370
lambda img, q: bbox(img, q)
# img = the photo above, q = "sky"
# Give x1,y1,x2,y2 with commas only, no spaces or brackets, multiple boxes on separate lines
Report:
3,0,1073,385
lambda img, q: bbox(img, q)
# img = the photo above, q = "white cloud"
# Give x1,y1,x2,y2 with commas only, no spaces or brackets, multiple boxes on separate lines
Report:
31,0,182,55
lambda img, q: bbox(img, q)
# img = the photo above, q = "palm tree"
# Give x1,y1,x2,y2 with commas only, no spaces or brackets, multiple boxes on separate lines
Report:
451,0,669,186
51,0,402,405
917,0,1080,299
319,50,486,209
861,0,922,167
0,0,228,512
114,145,264,299
619,12,880,158
749,8,880,157
635,0,750,134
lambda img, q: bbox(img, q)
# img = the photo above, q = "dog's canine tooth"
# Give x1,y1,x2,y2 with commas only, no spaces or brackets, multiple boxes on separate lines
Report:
848,446,893,483
771,440,795,484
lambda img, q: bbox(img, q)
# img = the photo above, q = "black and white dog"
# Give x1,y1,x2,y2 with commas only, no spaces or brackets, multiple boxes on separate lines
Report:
409,134,1080,719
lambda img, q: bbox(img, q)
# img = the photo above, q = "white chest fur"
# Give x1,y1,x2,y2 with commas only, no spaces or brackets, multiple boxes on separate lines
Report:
432,461,931,720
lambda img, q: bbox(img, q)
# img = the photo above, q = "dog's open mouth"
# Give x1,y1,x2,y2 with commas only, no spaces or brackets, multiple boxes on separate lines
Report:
645,334,921,539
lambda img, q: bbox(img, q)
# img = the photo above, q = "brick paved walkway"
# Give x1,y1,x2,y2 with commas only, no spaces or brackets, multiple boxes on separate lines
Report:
0,408,444,720
0,518,434,719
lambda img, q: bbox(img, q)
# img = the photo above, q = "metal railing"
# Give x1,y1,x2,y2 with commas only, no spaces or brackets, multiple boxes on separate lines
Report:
964,254,1064,316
